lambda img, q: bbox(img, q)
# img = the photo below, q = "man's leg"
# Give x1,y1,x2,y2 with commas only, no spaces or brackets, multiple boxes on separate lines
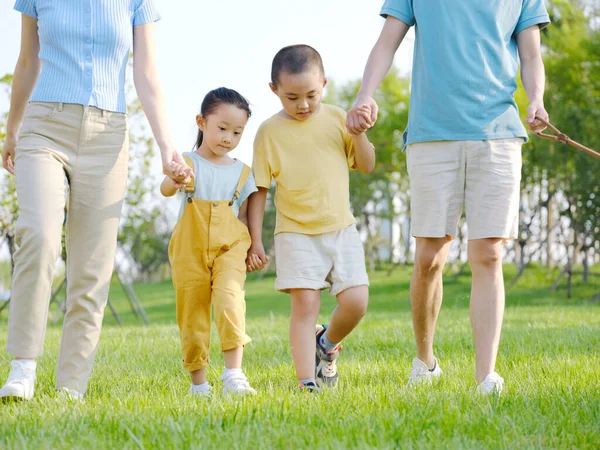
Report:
411,237,452,369
468,238,505,382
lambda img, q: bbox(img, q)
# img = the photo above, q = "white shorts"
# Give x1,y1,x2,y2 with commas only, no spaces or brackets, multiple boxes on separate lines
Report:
406,138,523,240
274,224,369,296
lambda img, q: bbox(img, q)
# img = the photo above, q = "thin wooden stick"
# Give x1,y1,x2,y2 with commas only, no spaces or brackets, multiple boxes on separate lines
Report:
535,116,600,160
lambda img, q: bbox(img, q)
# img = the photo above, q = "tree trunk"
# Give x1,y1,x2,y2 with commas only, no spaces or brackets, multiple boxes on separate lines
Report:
582,246,589,283
546,192,555,267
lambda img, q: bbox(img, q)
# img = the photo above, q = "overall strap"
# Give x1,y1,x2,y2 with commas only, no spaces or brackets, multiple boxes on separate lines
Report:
229,164,251,206
182,155,196,194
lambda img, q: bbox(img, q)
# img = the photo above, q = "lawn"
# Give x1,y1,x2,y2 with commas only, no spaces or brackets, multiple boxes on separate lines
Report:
0,265,599,449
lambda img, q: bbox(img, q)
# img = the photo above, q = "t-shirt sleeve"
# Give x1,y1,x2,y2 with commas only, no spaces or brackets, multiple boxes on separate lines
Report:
380,0,415,26
14,0,37,18
133,0,162,26
238,170,258,207
515,0,550,35
252,125,273,189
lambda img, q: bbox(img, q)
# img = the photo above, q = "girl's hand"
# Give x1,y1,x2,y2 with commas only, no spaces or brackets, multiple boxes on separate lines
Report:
246,243,269,272
2,134,17,175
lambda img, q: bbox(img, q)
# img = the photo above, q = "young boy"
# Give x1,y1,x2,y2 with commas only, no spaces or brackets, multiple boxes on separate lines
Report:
247,45,375,392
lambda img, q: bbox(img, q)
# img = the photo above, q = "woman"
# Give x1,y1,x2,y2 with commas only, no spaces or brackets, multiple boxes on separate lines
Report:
0,0,191,400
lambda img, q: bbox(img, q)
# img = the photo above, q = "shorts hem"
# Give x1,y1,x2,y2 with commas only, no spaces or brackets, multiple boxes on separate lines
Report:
330,280,370,297
275,277,330,294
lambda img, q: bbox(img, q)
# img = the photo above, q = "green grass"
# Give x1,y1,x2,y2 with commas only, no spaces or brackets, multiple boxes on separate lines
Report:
0,265,599,449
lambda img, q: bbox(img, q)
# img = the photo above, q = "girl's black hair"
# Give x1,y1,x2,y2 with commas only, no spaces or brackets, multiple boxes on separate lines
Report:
194,87,252,149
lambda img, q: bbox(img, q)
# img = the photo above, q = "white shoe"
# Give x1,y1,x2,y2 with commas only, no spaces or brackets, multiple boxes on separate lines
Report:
407,357,442,385
221,370,256,395
189,383,212,397
0,360,36,401
476,372,504,395
58,387,84,401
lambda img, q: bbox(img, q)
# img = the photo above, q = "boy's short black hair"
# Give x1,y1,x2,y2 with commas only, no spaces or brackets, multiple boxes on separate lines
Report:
271,44,325,87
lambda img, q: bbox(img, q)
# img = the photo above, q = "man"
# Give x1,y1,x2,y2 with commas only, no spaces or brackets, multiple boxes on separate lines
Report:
347,0,550,394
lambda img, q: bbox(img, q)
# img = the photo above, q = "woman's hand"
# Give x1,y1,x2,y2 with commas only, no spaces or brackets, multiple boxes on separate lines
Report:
161,147,193,188
2,134,17,175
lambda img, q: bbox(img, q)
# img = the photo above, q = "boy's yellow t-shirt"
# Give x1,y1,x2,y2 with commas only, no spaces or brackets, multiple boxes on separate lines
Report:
252,103,357,235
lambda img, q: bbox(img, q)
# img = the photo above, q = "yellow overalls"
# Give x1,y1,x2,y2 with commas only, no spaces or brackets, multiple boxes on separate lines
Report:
168,156,252,372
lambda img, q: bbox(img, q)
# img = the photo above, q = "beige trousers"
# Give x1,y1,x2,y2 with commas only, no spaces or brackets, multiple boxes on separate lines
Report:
7,102,129,394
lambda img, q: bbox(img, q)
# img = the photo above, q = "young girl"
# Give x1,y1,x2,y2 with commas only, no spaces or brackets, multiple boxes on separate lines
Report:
161,88,258,396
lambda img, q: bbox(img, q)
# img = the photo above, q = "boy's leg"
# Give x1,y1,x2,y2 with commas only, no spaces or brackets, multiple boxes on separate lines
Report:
468,238,505,382
411,237,452,369
290,289,321,381
326,224,370,344
326,285,369,343
273,232,330,388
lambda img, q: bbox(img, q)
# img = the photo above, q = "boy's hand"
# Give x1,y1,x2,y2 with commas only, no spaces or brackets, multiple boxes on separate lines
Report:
246,243,269,272
347,96,379,135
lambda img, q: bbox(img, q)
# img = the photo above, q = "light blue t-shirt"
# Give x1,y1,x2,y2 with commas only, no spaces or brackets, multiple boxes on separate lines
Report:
14,0,161,113
380,0,550,145
177,152,258,219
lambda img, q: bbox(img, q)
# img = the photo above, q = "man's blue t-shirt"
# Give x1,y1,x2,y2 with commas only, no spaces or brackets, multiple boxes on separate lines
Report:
380,0,550,145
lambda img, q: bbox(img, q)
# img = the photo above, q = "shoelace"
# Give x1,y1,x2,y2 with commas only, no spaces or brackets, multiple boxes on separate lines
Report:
321,360,337,377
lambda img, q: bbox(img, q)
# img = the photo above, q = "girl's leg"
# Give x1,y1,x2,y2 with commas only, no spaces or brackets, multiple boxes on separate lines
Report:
223,346,243,370
190,368,208,385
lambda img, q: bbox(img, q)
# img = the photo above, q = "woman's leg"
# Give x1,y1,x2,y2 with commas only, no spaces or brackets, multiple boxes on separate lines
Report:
56,108,129,394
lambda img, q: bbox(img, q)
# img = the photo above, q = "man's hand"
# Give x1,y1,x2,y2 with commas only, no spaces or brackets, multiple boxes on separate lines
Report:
525,101,549,133
347,96,378,135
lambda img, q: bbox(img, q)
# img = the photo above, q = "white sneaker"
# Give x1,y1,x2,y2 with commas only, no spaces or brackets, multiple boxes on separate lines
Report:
0,360,36,401
58,387,84,401
221,370,256,395
189,383,212,397
476,372,504,395
407,357,442,385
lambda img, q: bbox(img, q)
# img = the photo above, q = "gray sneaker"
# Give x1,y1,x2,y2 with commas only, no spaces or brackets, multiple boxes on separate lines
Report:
315,324,341,387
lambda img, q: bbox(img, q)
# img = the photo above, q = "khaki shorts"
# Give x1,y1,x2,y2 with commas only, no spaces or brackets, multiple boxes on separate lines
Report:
406,138,523,240
274,224,369,296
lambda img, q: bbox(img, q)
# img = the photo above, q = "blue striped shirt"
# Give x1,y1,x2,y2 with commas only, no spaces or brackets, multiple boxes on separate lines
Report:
14,0,161,113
